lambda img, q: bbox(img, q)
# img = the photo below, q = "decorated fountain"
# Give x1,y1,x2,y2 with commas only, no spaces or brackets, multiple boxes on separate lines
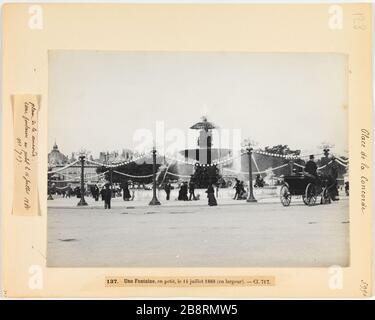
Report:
181,116,233,165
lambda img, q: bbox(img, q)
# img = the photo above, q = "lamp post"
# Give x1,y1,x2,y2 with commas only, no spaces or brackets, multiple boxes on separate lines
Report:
246,147,257,203
47,173,54,200
149,147,161,206
77,155,88,206
109,167,114,198
320,142,334,158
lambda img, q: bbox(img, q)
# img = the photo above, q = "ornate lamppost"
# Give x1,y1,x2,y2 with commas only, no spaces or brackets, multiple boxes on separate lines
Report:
323,148,330,158
149,147,161,206
109,167,114,198
47,170,54,200
77,154,88,206
246,146,257,203
320,142,334,158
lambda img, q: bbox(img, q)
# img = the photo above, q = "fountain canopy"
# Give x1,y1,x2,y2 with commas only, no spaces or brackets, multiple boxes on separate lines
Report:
181,116,231,165
190,116,217,132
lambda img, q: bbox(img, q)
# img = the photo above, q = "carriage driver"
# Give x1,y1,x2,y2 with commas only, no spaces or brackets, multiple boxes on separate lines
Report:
304,155,318,177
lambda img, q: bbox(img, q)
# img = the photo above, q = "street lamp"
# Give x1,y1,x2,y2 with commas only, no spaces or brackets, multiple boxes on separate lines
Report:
320,142,334,158
77,154,88,206
47,171,54,200
246,147,257,203
47,164,55,200
149,147,161,206
109,167,114,198
323,148,330,158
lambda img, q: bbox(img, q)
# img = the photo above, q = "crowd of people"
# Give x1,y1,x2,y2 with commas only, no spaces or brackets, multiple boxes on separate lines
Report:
163,180,217,206
49,154,345,208
174,181,199,201
232,179,247,200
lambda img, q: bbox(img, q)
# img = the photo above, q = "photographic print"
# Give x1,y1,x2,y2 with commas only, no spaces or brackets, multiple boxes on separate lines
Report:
47,51,350,268
1,3,372,298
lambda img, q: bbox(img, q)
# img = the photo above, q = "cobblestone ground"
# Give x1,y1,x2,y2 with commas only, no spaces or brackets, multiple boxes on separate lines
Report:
47,193,349,268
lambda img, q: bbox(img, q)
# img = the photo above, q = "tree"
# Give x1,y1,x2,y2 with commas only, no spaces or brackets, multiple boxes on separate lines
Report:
264,144,301,156
96,162,159,185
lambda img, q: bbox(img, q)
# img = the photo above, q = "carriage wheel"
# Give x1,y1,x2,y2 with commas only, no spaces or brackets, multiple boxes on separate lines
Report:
302,195,308,205
280,184,291,207
321,187,331,204
305,183,317,206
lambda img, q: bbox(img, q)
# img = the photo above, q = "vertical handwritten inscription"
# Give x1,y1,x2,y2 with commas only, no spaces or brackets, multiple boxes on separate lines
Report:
12,95,40,216
360,128,370,215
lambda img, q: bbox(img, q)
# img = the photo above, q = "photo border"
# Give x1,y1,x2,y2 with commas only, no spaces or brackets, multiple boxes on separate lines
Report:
1,3,372,298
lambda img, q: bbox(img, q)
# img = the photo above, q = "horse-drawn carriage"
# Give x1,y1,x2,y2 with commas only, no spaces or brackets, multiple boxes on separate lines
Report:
280,173,333,206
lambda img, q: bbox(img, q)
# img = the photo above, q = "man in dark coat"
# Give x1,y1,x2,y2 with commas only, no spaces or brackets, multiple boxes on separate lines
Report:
75,186,82,198
66,185,72,198
93,185,100,201
305,155,318,176
233,178,240,200
188,180,196,200
103,184,112,209
164,183,171,200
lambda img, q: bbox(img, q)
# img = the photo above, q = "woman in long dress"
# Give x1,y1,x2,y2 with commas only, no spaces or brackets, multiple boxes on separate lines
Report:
122,182,131,201
206,183,217,206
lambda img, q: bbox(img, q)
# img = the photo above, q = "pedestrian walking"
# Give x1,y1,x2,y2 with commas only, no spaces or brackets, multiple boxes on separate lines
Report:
103,183,112,209
122,182,131,201
178,182,188,201
93,184,100,201
233,178,240,199
164,183,171,200
206,183,217,206
188,180,196,200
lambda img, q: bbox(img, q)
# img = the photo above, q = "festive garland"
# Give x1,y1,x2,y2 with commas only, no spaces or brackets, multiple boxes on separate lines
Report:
85,153,150,168
222,163,289,175
48,159,80,174
113,170,153,179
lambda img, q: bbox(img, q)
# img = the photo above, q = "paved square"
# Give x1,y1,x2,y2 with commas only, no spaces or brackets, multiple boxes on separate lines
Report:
47,193,349,268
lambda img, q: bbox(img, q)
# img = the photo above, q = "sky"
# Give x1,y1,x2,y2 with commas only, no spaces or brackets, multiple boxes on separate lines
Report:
48,51,348,157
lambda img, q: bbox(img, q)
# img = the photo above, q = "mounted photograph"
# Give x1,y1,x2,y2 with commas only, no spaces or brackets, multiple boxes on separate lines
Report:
47,51,349,268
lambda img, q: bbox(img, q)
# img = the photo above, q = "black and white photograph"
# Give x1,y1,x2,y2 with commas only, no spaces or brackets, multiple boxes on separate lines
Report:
47,51,349,268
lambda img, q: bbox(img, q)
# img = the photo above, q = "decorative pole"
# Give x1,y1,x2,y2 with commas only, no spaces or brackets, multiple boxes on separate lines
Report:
110,167,114,198
246,147,257,203
77,155,88,206
149,147,161,205
47,177,54,200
